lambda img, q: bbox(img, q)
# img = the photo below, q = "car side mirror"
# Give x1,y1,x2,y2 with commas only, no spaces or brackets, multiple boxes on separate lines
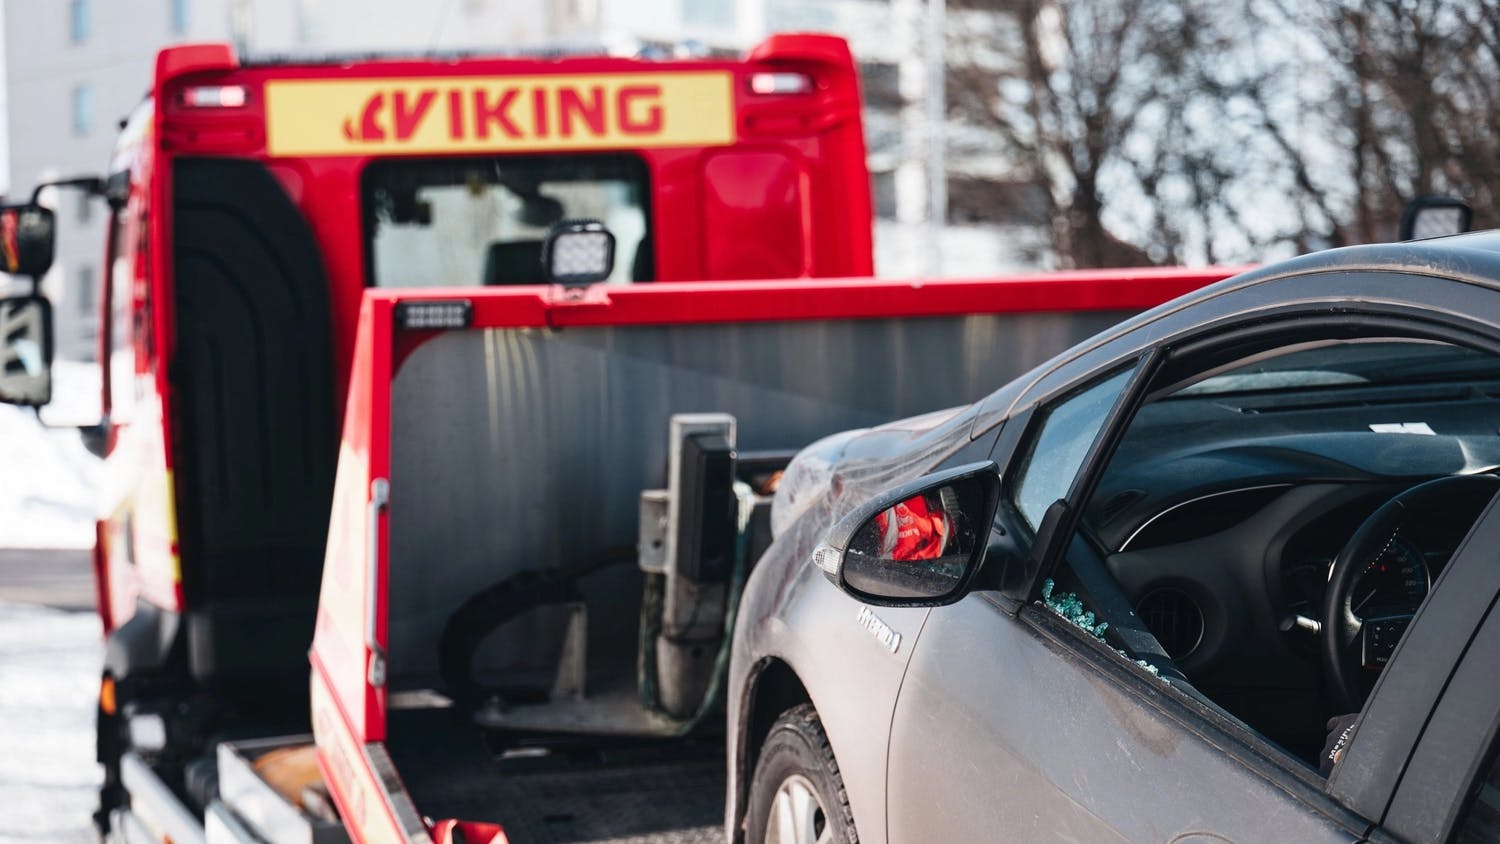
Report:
814,461,1001,607
0,294,54,406
0,203,57,279
543,219,616,286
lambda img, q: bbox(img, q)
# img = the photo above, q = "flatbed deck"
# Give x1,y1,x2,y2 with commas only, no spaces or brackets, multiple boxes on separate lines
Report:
387,708,724,844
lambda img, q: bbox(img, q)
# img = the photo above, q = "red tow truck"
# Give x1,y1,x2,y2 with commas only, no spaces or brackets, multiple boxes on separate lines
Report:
0,32,1235,844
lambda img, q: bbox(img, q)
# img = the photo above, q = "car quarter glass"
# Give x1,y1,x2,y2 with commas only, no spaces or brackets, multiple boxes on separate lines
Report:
1012,367,1133,530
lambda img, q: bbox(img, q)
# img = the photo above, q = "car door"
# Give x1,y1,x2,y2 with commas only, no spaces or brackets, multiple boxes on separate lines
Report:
884,294,1500,842
1363,491,1500,842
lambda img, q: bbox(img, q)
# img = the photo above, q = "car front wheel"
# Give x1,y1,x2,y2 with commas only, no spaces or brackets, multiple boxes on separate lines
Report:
746,703,858,844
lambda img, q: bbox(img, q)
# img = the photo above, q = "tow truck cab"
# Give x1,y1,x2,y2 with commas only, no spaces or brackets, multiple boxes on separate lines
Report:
22,35,873,835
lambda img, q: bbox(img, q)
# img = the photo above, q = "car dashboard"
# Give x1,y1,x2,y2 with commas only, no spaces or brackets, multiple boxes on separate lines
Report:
1080,377,1500,760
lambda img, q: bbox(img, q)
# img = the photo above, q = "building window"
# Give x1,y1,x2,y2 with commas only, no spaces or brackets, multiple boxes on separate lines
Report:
72,85,93,136
76,265,97,314
294,0,315,44
171,0,189,35
230,0,253,56
70,0,90,44
683,0,734,28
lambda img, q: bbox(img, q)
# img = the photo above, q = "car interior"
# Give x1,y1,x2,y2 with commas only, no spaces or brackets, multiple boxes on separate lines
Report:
1048,334,1500,770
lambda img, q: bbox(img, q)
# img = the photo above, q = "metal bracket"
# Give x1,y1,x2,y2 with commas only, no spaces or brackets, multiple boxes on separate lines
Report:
366,478,390,688
545,283,613,309
638,489,670,574
550,602,589,702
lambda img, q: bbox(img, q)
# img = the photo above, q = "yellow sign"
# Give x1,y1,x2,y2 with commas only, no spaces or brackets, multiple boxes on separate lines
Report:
265,72,736,157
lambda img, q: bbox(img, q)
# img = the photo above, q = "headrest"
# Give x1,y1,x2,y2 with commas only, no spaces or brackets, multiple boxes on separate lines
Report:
482,240,547,285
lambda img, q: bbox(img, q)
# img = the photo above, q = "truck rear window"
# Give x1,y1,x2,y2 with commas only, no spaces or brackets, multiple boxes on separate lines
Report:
362,153,651,287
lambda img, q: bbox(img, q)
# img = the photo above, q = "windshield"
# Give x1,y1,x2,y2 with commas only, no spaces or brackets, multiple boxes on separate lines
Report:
363,153,650,288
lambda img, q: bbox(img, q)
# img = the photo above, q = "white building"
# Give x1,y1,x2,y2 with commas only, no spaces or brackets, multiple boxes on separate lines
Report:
1,0,312,361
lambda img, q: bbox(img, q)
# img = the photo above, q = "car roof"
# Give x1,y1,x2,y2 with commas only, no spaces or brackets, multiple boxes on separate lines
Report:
1228,229,1500,290
976,231,1500,430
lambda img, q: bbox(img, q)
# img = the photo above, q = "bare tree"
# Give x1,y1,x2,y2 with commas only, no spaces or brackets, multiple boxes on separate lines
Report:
946,0,1262,266
1206,0,1500,247
949,0,1175,267
944,0,1500,268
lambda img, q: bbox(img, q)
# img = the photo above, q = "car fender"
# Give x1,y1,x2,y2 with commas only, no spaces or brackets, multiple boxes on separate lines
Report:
729,543,930,844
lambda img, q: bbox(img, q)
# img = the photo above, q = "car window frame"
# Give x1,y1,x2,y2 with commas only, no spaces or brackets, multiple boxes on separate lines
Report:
994,305,1500,823
1349,493,1500,840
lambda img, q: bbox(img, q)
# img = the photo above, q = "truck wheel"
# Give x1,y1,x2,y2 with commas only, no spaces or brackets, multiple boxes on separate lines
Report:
746,703,857,844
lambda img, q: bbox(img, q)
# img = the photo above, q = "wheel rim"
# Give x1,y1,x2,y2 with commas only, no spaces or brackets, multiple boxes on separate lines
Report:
769,773,831,844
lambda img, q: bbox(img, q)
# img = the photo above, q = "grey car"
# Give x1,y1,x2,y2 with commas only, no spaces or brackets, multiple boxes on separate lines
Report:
727,234,1500,843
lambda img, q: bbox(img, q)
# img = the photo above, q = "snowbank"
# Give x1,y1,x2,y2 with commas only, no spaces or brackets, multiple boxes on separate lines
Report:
0,361,101,550
0,599,104,843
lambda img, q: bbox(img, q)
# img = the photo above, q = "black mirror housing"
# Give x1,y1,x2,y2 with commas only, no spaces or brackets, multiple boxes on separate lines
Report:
543,219,616,286
0,294,54,406
1399,194,1473,241
814,461,1001,608
0,204,56,279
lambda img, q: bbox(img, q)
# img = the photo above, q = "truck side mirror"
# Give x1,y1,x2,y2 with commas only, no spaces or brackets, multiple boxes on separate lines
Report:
0,294,54,406
0,203,57,279
1399,194,1473,241
543,219,616,286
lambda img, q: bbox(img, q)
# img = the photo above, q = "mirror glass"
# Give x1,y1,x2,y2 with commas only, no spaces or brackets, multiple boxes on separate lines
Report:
1409,206,1467,239
843,475,988,600
1399,194,1472,241
0,204,56,278
0,295,53,406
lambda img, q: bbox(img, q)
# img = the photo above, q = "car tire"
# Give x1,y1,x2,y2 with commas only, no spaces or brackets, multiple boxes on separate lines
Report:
746,703,858,844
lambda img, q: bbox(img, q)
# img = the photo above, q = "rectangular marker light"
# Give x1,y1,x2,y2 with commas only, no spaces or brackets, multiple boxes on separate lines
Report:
749,72,813,95
182,85,248,108
395,300,472,330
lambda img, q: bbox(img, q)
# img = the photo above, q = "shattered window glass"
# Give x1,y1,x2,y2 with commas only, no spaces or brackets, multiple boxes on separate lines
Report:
1041,578,1162,680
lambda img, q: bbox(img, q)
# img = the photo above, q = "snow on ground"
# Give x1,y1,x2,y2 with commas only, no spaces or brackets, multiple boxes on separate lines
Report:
0,599,102,843
0,360,101,550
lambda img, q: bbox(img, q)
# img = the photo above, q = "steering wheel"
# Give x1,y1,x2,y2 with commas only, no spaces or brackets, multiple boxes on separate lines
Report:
1322,474,1500,712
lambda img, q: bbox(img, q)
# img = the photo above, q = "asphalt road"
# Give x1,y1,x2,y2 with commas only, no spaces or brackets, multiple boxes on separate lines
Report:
0,549,103,843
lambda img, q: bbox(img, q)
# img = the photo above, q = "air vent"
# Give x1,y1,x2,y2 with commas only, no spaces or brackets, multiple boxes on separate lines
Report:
1136,587,1204,660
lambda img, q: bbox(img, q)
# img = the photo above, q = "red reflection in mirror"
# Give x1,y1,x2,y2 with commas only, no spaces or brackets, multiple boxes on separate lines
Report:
874,493,951,562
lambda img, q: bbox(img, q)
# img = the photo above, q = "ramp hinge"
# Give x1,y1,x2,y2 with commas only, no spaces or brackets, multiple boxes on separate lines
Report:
367,478,390,688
